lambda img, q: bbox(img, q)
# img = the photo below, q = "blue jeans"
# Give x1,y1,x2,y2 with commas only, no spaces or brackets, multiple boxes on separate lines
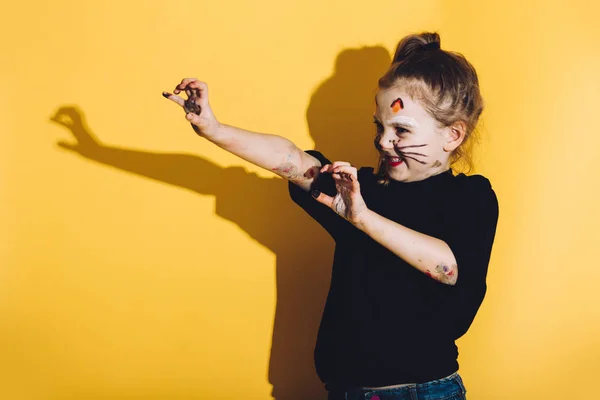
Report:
326,372,467,400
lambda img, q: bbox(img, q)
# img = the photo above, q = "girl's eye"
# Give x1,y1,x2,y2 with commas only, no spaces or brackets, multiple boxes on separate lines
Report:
395,126,409,136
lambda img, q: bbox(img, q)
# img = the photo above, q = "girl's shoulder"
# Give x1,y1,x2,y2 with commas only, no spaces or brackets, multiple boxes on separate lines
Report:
358,166,376,178
452,172,498,210
454,172,492,187
453,172,494,192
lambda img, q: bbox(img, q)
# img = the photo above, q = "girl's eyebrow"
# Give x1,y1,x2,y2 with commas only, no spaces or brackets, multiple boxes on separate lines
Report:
386,116,420,129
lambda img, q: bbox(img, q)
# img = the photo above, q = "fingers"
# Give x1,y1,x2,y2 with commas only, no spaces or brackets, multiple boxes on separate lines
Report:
162,92,185,107
186,81,209,106
310,190,335,208
174,78,198,94
334,166,359,191
320,161,354,179
320,163,357,182
162,90,202,115
320,161,352,173
186,112,200,123
183,96,202,115
186,79,208,93
173,79,209,102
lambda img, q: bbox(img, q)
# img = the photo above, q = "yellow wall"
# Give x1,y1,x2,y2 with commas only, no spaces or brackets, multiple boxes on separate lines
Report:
2,0,599,398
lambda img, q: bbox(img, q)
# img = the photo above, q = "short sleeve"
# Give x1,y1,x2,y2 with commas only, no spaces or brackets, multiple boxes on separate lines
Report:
288,150,352,241
436,175,500,339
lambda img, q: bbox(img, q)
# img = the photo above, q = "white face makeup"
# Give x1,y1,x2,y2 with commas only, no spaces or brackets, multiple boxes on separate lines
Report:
374,87,452,182
386,116,420,129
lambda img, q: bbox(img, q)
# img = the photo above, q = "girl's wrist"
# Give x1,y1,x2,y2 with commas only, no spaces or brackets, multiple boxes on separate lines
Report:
351,208,373,231
201,121,224,142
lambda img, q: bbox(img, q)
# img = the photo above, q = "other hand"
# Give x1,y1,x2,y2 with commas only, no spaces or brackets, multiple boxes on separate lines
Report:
162,78,220,138
311,162,369,225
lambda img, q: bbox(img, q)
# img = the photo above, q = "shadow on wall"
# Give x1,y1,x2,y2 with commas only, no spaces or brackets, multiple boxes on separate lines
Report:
50,46,391,400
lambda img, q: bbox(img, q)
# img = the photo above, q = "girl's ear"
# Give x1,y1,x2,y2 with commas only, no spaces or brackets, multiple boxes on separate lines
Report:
443,121,467,152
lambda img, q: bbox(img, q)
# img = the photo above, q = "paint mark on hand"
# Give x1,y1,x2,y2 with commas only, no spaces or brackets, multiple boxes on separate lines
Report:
184,95,201,115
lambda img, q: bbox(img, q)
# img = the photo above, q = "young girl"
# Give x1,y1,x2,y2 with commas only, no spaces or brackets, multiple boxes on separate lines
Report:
162,31,498,400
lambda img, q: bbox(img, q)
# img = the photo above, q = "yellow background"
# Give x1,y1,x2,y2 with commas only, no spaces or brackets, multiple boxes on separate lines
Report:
2,0,599,399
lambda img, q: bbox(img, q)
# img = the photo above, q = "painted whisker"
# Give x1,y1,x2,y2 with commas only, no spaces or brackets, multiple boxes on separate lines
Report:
397,144,427,149
397,151,427,157
400,155,428,165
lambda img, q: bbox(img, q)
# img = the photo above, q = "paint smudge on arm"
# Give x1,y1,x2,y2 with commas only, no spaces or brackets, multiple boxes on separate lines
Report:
432,263,458,285
271,153,321,188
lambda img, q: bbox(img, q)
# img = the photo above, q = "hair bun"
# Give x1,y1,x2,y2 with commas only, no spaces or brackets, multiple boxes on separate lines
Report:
423,41,441,51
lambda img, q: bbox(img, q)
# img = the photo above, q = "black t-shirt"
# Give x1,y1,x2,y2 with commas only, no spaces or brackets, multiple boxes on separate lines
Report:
288,150,499,388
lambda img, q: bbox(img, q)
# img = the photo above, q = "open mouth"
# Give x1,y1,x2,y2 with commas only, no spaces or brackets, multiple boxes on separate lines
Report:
386,156,404,167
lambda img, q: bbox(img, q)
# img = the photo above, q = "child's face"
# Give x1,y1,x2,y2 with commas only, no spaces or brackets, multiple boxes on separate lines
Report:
374,86,454,182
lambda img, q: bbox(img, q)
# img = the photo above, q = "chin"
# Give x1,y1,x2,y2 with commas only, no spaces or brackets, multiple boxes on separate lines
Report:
387,169,408,182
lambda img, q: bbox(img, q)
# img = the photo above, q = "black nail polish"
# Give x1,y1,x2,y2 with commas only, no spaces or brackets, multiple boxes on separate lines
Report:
311,190,320,199
162,92,170,98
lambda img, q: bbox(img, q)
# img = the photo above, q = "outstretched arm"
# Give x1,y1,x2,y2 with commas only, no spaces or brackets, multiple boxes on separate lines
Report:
163,78,322,191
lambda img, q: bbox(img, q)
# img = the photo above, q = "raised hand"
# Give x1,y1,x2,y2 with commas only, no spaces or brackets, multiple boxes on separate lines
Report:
162,78,221,138
311,162,368,224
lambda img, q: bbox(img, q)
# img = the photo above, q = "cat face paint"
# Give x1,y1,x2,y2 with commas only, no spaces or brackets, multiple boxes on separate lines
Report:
387,116,419,129
393,143,428,166
390,97,404,113
381,116,426,167
374,87,452,182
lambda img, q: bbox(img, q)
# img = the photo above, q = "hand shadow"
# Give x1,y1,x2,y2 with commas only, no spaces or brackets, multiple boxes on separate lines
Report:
50,45,391,400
